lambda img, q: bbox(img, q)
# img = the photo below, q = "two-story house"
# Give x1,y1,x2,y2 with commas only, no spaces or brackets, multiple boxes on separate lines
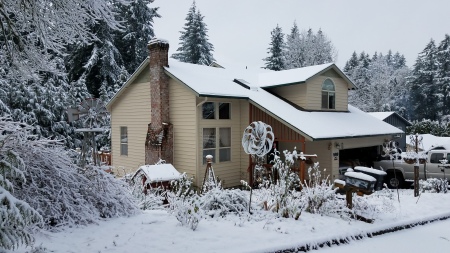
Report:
106,38,402,188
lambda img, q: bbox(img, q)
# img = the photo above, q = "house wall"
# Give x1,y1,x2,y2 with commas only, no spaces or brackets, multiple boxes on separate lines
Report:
169,79,197,183
197,97,244,188
266,69,349,111
307,69,348,111
271,84,308,109
305,140,333,179
239,100,250,184
110,70,151,176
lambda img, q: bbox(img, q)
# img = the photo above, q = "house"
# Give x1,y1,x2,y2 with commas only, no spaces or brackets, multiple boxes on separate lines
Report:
368,112,412,151
106,38,402,188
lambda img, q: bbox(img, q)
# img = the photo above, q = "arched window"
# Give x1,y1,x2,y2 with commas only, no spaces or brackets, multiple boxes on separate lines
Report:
321,79,335,109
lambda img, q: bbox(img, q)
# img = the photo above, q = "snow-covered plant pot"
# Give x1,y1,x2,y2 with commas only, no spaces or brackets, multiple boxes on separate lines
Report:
403,158,415,164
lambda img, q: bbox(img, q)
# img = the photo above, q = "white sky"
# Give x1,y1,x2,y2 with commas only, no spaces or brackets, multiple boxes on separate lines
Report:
153,0,450,70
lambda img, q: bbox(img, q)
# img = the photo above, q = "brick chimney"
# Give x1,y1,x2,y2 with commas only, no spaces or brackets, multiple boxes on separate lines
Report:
145,38,173,165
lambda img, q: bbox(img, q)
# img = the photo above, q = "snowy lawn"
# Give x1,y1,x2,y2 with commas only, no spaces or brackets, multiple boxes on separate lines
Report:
15,189,450,253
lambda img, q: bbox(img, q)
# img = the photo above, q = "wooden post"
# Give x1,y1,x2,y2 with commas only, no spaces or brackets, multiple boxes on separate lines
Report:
414,134,419,197
201,155,213,194
300,137,306,183
346,189,353,209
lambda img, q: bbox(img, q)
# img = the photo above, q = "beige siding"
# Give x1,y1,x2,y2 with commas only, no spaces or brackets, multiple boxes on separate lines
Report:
307,69,348,111
110,70,151,176
169,79,197,183
197,97,244,188
305,140,333,180
239,100,250,183
270,84,308,108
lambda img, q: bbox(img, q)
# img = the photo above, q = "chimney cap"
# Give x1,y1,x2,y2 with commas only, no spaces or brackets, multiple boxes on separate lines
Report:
148,38,169,46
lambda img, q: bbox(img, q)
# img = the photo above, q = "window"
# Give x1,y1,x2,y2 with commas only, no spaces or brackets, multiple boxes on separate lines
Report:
202,102,231,119
202,102,215,119
203,128,216,163
219,103,230,119
430,153,444,164
321,79,335,109
120,127,128,156
202,127,231,164
219,128,231,162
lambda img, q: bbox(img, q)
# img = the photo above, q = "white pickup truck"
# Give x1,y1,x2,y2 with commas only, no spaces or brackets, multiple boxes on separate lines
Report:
373,150,450,188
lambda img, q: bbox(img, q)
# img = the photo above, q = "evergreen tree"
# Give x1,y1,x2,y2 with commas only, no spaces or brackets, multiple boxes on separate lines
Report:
409,39,439,121
263,24,285,71
284,25,336,69
115,0,161,73
67,18,127,102
172,2,215,65
285,22,304,69
436,34,450,118
346,50,410,116
344,51,359,73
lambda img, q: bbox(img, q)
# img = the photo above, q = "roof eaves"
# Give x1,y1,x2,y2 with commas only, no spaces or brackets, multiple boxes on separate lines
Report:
305,64,357,90
248,99,314,141
106,58,149,111
313,131,403,141
163,68,200,97
199,94,249,99
260,81,306,89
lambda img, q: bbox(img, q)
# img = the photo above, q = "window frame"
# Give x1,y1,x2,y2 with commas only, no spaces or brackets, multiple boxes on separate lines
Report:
202,127,232,164
321,78,336,110
201,102,231,120
120,126,128,156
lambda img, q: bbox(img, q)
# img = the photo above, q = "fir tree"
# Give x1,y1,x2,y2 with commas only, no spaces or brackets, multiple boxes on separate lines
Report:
115,0,160,73
436,34,450,118
172,2,215,65
67,18,127,102
285,22,303,69
344,51,359,74
409,39,439,121
263,24,285,71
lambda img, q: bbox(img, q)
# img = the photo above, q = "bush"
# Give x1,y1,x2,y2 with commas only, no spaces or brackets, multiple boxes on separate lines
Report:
166,192,202,231
419,178,448,193
200,187,249,218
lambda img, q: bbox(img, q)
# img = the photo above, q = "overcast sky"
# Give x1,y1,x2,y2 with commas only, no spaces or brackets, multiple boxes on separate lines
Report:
153,0,450,70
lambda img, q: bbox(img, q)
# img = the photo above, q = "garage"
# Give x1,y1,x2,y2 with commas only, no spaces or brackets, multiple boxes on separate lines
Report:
339,145,380,169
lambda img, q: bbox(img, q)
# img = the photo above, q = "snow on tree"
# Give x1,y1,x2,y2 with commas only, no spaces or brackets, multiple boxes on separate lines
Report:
115,0,161,74
172,2,215,65
436,34,450,120
284,25,337,69
263,24,285,71
345,50,410,116
0,0,123,79
0,117,138,232
0,119,42,250
409,39,439,121
67,17,128,102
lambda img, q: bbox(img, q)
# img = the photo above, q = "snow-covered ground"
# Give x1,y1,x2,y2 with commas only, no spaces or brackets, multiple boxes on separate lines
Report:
14,190,450,253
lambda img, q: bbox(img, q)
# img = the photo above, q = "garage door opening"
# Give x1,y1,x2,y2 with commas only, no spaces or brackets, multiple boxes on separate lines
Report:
339,146,379,168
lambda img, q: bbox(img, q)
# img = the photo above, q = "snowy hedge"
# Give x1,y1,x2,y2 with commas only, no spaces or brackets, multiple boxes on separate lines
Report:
0,117,138,249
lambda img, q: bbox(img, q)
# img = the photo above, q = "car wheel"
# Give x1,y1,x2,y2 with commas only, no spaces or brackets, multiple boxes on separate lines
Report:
386,172,404,189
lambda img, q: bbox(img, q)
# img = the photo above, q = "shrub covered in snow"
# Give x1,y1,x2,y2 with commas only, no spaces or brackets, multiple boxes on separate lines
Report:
130,182,165,210
419,178,448,193
166,191,202,231
1,118,138,234
200,187,249,218
302,163,346,217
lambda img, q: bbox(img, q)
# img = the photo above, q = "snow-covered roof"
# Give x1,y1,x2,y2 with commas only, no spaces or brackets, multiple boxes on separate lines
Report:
368,112,411,126
165,59,403,141
133,164,180,183
257,63,356,89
